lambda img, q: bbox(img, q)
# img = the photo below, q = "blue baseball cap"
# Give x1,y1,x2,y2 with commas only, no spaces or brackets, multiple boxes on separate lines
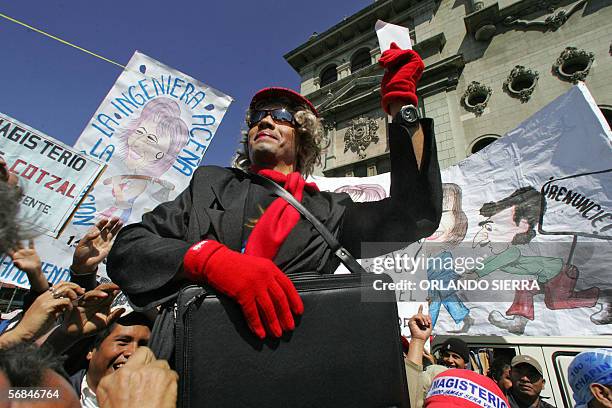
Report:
568,348,612,408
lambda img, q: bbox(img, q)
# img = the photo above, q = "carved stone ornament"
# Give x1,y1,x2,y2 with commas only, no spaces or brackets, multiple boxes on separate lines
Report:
343,117,379,159
461,81,492,115
503,65,539,102
552,46,595,84
504,0,586,31
321,121,335,152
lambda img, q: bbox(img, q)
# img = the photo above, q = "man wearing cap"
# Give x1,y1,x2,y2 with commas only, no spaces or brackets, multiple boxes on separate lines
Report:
108,43,442,340
508,355,556,408
437,337,470,369
568,349,612,408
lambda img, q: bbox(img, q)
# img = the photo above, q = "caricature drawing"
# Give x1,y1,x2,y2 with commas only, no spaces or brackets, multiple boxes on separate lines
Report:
473,187,601,334
100,97,189,222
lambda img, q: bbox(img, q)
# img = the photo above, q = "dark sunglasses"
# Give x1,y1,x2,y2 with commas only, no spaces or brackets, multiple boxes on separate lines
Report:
247,108,295,128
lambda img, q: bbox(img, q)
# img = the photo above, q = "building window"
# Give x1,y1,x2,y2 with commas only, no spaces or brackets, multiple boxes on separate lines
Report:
461,81,492,115
552,47,595,84
469,134,500,154
351,48,371,73
320,65,338,87
503,65,539,103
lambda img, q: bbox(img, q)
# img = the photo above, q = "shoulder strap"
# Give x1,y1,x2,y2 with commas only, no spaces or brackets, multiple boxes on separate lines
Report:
249,172,365,274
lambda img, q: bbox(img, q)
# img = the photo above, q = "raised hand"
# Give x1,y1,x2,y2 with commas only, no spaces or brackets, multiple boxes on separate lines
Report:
408,304,432,341
8,240,41,274
60,282,125,339
0,282,84,346
7,240,48,293
378,42,424,115
183,240,304,339
71,217,124,275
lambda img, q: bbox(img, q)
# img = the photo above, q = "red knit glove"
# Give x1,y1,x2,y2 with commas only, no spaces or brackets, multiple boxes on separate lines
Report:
378,42,424,115
183,240,304,339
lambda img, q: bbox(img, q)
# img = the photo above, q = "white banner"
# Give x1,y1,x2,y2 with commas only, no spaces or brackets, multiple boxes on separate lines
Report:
0,112,105,237
314,83,612,336
0,51,232,289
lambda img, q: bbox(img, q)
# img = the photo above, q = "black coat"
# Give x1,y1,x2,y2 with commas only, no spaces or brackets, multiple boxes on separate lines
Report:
107,119,442,309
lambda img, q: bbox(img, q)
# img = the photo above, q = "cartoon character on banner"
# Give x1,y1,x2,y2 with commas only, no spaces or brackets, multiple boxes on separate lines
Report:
100,98,189,223
424,183,472,333
472,187,602,335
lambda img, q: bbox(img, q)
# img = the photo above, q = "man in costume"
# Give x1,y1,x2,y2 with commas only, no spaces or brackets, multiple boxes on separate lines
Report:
107,43,442,339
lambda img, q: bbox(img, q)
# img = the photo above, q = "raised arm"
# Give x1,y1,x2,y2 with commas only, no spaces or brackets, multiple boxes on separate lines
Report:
339,45,442,259
340,119,442,258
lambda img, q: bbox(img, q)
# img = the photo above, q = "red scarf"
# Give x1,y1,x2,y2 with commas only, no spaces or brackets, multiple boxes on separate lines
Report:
245,168,319,260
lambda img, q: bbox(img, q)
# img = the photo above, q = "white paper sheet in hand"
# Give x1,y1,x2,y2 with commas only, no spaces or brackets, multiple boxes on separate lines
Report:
375,20,412,52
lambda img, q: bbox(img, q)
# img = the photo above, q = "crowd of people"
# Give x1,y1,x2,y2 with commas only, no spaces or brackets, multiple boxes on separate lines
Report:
0,40,610,408
401,305,611,407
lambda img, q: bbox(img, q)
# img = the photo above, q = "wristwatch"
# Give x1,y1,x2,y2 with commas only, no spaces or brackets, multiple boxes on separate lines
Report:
393,104,419,125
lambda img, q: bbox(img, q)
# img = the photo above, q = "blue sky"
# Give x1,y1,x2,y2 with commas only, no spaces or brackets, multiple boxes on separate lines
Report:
0,0,371,167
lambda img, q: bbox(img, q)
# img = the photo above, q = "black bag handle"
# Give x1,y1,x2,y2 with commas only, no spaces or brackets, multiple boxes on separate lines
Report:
249,173,365,275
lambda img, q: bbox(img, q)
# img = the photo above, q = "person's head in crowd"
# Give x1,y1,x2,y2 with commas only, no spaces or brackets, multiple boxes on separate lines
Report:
0,343,80,408
85,312,153,394
234,87,323,177
437,338,469,369
510,354,547,405
568,348,612,408
424,368,509,408
0,158,22,255
489,357,512,395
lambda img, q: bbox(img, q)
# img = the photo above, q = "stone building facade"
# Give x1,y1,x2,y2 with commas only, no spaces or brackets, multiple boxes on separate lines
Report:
284,0,612,176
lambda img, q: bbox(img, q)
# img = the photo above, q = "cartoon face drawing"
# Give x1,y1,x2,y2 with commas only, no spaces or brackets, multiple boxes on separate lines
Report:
125,118,173,172
100,97,189,222
120,97,189,177
473,186,542,252
473,206,530,253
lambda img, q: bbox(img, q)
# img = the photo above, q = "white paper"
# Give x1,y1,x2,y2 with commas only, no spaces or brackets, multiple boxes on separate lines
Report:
375,19,412,52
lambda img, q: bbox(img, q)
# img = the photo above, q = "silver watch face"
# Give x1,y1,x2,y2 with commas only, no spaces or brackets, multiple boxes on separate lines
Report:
401,105,418,123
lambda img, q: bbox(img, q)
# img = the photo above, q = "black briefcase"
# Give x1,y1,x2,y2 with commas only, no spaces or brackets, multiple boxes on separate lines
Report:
175,272,409,408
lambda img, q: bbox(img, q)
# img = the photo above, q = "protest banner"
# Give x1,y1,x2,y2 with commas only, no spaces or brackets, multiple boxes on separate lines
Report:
0,112,105,237
0,51,232,290
314,83,612,336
